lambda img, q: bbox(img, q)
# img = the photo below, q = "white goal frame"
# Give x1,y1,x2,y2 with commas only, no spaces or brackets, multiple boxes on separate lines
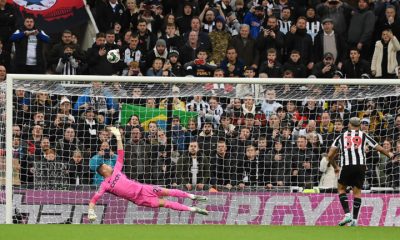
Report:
4,74,400,224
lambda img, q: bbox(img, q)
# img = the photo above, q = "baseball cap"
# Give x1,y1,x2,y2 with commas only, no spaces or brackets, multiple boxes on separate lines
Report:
324,52,334,60
349,117,361,127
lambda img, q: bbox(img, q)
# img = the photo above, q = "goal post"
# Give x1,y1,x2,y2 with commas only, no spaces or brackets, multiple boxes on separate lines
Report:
2,74,400,225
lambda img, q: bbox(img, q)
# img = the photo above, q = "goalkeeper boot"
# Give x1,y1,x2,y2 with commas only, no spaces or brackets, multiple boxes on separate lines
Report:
350,220,358,227
193,195,208,202
338,215,352,226
193,207,209,216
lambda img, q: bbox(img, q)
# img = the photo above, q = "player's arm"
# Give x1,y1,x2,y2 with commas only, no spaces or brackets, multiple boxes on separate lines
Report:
88,186,106,222
108,127,125,171
374,145,394,158
327,146,339,170
366,134,394,158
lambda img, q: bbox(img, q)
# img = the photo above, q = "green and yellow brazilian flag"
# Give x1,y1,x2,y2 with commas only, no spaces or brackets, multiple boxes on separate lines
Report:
120,104,198,131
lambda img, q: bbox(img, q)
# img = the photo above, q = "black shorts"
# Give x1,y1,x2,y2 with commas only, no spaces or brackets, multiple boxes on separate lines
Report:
338,165,366,189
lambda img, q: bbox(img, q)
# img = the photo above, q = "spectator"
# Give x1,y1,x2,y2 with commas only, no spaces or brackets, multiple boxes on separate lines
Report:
179,31,202,65
0,0,16,69
124,127,151,182
217,112,237,140
199,5,217,33
121,0,140,33
135,18,157,54
68,150,91,185
176,1,195,34
318,153,338,189
145,57,164,76
77,108,104,157
186,95,210,129
341,48,372,78
160,23,184,51
282,50,307,78
95,0,125,33
89,141,117,185
286,16,314,69
55,45,80,75
209,139,236,191
374,4,400,40
313,18,347,66
48,30,84,72
278,7,293,35
261,89,283,119
175,140,210,191
183,17,212,53
220,47,245,77
259,48,282,77
244,5,264,39
209,15,231,65
167,49,183,76
10,16,50,74
122,34,142,75
236,66,263,99
226,11,241,36
230,126,253,154
0,39,10,70
288,135,318,187
265,139,290,188
229,24,259,69
347,0,376,59
145,39,168,71
197,121,219,157
312,52,338,78
86,32,116,75
74,82,118,124
257,16,285,63
305,6,321,43
316,0,353,38
236,144,265,189
56,127,81,164
386,140,400,188
184,48,217,77
371,29,400,78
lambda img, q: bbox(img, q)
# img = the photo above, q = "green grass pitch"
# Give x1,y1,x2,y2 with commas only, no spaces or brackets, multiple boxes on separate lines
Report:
1,225,400,240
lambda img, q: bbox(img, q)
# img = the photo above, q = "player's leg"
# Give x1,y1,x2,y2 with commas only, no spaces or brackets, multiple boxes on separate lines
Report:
350,186,362,226
157,187,208,202
350,168,365,226
337,182,352,226
158,199,209,215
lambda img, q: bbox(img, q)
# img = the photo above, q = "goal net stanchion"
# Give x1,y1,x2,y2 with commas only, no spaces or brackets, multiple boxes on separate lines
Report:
2,74,400,225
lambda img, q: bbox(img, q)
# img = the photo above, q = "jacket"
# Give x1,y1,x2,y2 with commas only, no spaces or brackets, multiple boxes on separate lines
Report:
371,37,400,77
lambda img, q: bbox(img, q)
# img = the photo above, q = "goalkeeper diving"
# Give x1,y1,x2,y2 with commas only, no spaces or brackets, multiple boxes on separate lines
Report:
88,127,208,222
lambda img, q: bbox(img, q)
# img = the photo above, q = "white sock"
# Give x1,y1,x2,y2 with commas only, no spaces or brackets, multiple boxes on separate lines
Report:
188,194,195,200
189,207,196,212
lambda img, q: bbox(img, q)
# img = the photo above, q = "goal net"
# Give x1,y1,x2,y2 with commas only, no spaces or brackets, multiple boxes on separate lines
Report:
1,75,400,225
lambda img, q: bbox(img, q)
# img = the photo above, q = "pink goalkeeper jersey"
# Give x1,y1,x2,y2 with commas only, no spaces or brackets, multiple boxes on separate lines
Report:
89,150,143,204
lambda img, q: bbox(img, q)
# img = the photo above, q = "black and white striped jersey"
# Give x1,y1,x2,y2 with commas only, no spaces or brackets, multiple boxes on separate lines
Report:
332,130,378,166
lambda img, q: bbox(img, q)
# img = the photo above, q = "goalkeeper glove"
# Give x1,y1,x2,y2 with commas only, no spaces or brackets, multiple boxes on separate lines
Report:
88,209,97,223
108,127,122,140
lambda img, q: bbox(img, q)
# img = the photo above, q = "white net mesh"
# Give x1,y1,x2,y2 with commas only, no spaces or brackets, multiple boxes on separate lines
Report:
1,78,400,225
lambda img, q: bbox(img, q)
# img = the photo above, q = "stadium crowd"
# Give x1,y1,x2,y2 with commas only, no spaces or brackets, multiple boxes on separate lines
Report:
1,0,400,191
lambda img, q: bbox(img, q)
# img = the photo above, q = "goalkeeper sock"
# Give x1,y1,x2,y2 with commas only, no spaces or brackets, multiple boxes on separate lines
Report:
339,193,350,214
353,198,362,220
164,200,191,212
167,189,193,199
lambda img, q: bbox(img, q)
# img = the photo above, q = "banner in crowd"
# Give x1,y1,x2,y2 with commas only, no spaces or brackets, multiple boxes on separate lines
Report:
120,104,198,130
1,191,400,226
6,0,88,33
